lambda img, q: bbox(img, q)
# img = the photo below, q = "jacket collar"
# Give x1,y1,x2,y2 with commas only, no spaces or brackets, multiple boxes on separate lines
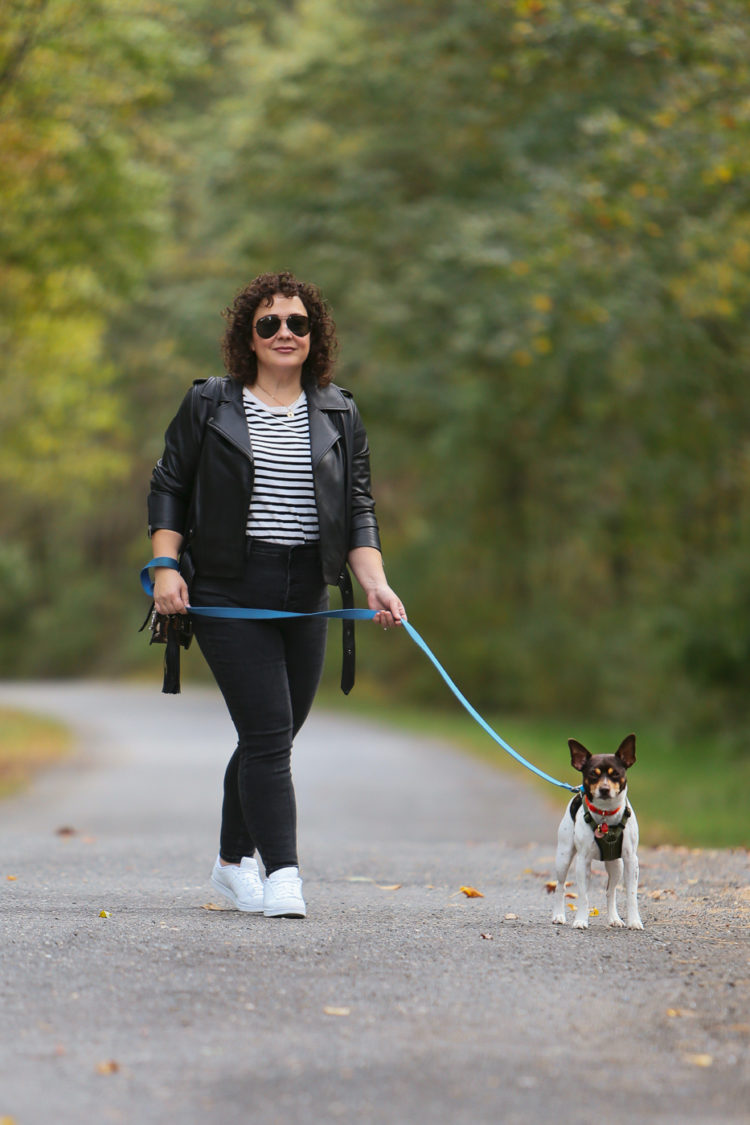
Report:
201,376,348,465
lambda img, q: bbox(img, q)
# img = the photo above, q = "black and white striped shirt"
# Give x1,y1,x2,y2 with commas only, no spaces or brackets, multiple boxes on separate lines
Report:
242,387,320,544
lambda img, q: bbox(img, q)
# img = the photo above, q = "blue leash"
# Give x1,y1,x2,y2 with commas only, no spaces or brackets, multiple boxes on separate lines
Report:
141,558,578,792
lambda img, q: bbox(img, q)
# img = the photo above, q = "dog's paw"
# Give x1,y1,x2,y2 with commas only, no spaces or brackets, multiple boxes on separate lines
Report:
572,917,589,930
551,913,566,925
608,915,625,928
627,917,644,930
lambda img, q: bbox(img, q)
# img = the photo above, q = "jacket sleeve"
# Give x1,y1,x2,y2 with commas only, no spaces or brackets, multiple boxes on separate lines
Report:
147,382,206,537
348,397,382,552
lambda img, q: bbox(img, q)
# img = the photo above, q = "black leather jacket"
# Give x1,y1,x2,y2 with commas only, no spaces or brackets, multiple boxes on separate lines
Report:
148,376,381,586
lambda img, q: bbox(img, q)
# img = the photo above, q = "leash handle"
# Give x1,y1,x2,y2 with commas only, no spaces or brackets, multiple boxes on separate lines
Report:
140,557,180,596
139,562,579,791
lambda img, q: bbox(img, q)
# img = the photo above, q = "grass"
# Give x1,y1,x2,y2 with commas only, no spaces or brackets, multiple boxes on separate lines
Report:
0,707,72,798
318,688,749,850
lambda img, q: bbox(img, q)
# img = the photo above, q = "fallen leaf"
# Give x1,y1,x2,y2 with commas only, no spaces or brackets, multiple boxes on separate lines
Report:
6,875,17,881
323,1006,350,1017
589,908,599,916
567,903,577,911
459,886,484,898
98,910,110,918
480,932,494,940
375,884,402,891
96,1060,120,1074
564,892,578,899
504,913,518,920
544,882,557,894
666,1008,697,1019
1,1116,18,1125
345,876,374,883
55,826,76,837
201,902,226,911
649,889,676,900
684,1054,713,1068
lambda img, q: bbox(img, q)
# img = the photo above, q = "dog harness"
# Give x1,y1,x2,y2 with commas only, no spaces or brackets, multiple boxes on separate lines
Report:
569,794,632,861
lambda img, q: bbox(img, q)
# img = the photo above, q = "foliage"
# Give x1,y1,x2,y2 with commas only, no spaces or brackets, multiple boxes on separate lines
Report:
2,0,750,749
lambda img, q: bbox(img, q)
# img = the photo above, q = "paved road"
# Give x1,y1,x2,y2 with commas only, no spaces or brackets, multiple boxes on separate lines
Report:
0,682,747,1125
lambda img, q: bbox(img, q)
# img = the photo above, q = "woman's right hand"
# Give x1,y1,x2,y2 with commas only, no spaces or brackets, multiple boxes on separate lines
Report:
153,568,190,616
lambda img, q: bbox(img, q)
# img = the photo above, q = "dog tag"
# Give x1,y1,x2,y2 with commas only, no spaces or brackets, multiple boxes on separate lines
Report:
595,824,608,838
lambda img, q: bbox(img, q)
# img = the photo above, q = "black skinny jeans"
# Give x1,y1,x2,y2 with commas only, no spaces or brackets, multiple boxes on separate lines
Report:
191,539,328,875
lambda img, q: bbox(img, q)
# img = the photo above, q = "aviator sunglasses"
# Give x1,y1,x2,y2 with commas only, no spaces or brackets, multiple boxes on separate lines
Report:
253,314,311,339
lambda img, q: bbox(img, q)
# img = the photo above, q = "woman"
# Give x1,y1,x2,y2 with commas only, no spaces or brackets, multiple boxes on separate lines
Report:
148,271,405,919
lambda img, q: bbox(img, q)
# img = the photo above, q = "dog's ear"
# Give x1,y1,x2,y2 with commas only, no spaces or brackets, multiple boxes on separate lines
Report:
568,739,590,772
616,733,636,768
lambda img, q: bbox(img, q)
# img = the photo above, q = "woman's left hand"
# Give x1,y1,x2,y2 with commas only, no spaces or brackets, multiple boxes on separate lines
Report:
366,585,407,630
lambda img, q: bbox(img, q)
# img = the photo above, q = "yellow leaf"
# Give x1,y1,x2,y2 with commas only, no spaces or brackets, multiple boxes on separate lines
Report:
96,1060,120,1075
589,908,599,916
6,875,17,881
375,884,402,891
323,1007,350,1017
564,892,578,899
531,294,553,312
99,910,110,918
684,1054,713,1068
504,913,518,920
459,886,484,898
567,903,577,911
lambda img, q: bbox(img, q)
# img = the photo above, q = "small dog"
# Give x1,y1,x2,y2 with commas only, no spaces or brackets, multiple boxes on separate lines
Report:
551,734,643,930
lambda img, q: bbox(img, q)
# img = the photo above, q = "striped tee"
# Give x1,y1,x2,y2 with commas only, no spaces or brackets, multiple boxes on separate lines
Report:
242,387,320,544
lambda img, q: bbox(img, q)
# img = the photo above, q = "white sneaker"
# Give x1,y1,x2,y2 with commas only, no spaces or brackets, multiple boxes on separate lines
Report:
263,866,306,918
210,855,264,913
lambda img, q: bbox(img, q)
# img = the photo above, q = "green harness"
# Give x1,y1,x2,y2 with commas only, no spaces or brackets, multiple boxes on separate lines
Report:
583,803,632,861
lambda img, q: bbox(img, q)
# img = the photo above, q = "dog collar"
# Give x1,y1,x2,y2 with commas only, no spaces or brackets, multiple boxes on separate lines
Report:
584,795,622,820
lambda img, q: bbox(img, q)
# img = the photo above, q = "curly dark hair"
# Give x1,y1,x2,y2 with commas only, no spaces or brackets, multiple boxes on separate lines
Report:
220,271,338,388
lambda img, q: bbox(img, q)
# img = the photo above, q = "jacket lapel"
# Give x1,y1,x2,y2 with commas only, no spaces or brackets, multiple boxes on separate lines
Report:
202,377,253,458
307,384,348,468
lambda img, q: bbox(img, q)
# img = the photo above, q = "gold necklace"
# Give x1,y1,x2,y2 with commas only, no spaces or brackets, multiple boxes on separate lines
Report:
255,383,300,418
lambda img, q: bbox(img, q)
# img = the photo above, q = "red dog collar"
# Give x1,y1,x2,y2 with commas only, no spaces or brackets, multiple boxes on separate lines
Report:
584,794,622,819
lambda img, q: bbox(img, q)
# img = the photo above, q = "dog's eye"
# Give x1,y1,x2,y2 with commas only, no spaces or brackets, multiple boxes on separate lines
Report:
607,768,614,776
592,768,601,777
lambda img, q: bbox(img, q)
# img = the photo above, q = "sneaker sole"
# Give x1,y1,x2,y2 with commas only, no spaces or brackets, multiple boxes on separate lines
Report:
264,902,306,918
210,874,264,913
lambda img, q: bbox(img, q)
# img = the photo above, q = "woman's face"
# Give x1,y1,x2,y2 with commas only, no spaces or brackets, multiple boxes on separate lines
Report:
250,293,311,382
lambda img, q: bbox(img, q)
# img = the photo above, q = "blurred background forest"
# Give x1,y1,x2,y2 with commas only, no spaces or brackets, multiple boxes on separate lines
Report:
2,0,750,752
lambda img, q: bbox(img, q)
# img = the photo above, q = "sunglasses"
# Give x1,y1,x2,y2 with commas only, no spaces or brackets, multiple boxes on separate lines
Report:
253,314,311,339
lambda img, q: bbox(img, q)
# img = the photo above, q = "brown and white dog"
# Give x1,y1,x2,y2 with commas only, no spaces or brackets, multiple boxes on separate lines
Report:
551,734,643,930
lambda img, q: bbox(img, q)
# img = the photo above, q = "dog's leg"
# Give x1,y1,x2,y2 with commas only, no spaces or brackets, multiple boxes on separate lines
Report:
572,852,591,929
623,852,643,930
551,817,574,924
604,859,625,927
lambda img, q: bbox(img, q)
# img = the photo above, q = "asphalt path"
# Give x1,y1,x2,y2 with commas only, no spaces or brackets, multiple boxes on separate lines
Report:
0,681,748,1125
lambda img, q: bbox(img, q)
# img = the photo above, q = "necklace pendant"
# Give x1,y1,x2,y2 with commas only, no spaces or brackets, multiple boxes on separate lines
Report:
286,408,294,418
